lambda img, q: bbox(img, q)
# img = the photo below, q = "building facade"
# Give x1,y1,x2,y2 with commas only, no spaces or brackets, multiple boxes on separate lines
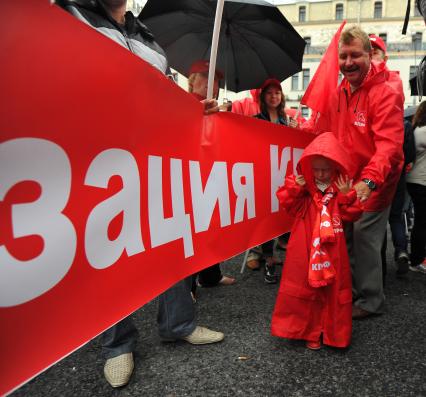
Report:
276,0,426,114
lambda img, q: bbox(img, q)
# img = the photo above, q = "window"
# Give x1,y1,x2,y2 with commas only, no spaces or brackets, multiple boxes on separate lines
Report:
304,37,311,54
302,69,310,90
291,74,299,90
374,1,382,18
301,107,309,118
410,65,417,80
413,32,422,51
335,4,343,20
299,6,306,22
379,33,387,46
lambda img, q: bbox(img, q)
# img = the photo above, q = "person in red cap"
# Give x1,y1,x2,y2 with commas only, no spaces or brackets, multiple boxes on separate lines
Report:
369,33,404,102
246,78,296,283
369,34,388,62
254,78,294,125
369,34,411,277
186,60,236,297
188,59,224,101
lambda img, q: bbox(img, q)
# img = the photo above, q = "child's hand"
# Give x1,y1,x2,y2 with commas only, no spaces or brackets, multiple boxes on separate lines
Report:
336,174,352,194
295,175,306,186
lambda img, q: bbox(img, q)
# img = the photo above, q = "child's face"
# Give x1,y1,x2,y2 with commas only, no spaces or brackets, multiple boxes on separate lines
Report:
311,156,334,184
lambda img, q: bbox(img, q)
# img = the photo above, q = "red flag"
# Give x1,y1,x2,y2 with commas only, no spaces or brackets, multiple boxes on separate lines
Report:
300,21,346,114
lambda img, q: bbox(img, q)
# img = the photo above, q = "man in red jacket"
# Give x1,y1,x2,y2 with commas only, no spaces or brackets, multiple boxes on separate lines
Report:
369,34,410,276
369,34,405,103
318,25,404,319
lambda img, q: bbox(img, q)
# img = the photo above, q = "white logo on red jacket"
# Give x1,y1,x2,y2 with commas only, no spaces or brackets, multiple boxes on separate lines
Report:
354,111,366,127
332,215,341,227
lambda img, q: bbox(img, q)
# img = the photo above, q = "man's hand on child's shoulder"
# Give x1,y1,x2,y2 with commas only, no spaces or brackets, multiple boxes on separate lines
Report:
336,174,352,194
295,175,306,186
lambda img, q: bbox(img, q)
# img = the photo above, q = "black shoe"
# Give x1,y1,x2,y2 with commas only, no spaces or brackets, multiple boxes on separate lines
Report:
396,251,409,276
264,264,277,284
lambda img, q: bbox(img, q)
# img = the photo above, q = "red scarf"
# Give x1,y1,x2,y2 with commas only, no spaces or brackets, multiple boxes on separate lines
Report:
308,188,337,288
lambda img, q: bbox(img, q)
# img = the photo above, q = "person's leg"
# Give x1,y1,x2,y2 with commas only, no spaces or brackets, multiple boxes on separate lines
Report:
380,231,387,285
247,246,262,269
407,183,426,266
261,239,275,260
157,276,196,339
101,317,138,387
389,175,409,262
198,264,223,287
351,208,390,315
262,239,277,283
101,317,138,359
277,232,290,250
157,276,225,344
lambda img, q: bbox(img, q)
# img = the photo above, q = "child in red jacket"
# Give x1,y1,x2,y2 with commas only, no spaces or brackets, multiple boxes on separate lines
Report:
271,132,362,350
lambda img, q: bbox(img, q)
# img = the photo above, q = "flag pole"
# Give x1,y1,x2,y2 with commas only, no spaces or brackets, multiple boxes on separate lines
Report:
207,0,225,100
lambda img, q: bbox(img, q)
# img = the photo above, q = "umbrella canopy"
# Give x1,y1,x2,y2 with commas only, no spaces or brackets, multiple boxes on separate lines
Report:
410,75,426,97
139,0,305,92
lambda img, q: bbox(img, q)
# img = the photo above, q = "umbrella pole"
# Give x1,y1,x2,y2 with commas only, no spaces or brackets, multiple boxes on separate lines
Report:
207,0,225,100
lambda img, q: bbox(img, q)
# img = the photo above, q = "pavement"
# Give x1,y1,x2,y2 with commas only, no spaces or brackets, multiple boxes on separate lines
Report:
11,240,426,397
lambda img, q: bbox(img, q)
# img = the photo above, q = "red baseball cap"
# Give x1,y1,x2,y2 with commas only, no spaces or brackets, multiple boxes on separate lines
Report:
260,78,282,91
188,60,224,79
369,34,387,53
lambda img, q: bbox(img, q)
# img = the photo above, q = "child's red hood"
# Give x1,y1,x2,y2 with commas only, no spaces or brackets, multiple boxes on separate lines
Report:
296,132,353,185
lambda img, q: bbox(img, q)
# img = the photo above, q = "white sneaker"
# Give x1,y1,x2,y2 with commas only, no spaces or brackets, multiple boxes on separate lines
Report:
104,352,134,388
182,326,224,345
409,263,426,274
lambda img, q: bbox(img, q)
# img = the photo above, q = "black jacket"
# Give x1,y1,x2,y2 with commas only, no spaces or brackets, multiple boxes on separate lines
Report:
56,0,168,73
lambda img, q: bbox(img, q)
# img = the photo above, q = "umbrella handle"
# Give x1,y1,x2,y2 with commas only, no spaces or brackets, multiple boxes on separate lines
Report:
207,0,225,100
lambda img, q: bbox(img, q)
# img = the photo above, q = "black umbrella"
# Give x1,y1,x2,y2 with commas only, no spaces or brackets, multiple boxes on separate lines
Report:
410,55,426,97
410,75,426,97
139,0,305,93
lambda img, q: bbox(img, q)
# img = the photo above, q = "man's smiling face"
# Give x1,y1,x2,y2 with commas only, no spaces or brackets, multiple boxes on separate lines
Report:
339,37,372,89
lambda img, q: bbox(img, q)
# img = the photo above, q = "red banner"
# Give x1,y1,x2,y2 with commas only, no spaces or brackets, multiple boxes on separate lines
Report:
0,1,313,394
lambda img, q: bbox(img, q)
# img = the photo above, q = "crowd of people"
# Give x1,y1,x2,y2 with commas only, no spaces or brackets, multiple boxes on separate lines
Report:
57,0,425,388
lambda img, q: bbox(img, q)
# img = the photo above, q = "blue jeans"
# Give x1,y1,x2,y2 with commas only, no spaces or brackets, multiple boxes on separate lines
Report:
101,277,196,358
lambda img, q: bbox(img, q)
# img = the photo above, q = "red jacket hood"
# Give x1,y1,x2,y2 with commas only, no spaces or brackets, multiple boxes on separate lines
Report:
297,132,352,185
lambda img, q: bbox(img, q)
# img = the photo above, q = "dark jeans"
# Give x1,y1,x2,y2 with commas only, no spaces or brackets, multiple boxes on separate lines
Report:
191,263,223,293
381,173,408,282
260,240,275,258
198,263,222,287
101,317,138,359
407,182,426,266
388,173,408,258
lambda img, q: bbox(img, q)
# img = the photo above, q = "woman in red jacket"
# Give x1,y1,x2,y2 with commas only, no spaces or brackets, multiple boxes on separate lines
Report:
271,132,362,350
